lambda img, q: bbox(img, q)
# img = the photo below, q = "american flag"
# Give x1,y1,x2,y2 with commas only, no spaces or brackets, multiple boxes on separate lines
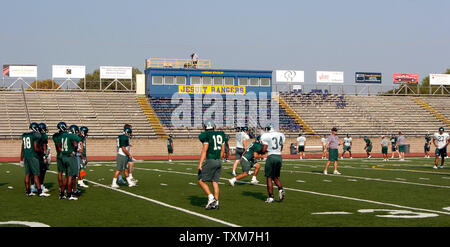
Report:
2,65,9,76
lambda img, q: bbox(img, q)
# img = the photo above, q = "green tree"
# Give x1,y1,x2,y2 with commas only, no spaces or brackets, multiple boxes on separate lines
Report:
78,67,142,91
27,79,60,91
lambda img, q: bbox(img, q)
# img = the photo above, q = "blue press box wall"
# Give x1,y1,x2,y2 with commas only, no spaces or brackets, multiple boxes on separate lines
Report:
145,68,273,98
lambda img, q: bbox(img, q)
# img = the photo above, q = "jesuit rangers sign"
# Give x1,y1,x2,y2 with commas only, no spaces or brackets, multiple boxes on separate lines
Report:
429,74,450,85
275,70,305,83
100,66,132,79
52,65,86,79
316,71,344,83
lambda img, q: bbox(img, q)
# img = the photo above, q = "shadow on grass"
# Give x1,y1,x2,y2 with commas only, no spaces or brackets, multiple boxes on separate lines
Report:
242,191,266,201
0,183,8,187
188,195,207,207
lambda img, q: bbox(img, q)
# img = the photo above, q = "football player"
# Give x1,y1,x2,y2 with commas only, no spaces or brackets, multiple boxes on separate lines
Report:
53,121,68,199
261,123,286,203
390,134,399,159
424,133,431,158
232,127,250,176
21,122,49,197
167,134,174,162
77,126,89,188
60,124,83,200
30,123,50,193
112,127,136,188
197,119,228,210
341,133,352,159
364,136,372,158
68,125,83,197
381,135,390,161
433,127,449,169
228,135,264,186
296,133,306,160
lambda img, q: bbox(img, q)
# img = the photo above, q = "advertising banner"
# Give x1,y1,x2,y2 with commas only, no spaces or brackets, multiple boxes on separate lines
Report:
429,74,450,85
276,70,305,83
355,72,382,83
316,71,344,83
178,85,246,95
100,66,132,79
393,73,419,84
4,65,37,78
52,65,86,79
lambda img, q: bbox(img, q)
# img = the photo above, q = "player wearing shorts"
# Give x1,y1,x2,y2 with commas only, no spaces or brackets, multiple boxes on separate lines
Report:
321,135,328,159
364,136,372,158
261,123,286,203
381,135,389,161
341,134,352,159
197,119,227,210
390,134,399,159
424,133,431,158
112,127,136,188
433,127,449,169
20,122,49,197
323,127,342,175
397,132,406,161
228,135,264,186
296,133,306,159
53,121,67,199
60,125,83,200
30,123,50,194
167,134,174,162
77,126,89,188
232,127,250,176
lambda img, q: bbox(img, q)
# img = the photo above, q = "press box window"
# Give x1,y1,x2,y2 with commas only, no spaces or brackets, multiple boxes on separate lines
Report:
260,78,270,86
176,76,186,85
164,76,175,85
224,77,234,86
203,76,212,85
249,77,259,86
238,77,248,86
213,77,223,85
152,76,163,85
191,76,201,85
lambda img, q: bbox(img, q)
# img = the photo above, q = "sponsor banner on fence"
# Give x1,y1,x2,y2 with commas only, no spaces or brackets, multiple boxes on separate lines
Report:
100,66,132,79
52,65,86,79
276,70,305,83
178,85,246,95
316,71,344,83
355,72,382,84
429,74,450,85
4,65,37,78
393,73,419,84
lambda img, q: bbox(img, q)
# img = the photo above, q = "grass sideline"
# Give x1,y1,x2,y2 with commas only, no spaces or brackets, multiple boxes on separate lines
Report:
0,157,449,227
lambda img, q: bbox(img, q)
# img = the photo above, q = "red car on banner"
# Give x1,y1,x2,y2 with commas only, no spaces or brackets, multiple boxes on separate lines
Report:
393,73,419,84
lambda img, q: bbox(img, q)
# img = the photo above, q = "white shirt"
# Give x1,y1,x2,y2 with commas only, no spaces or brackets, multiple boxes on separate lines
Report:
343,137,352,147
296,136,306,146
321,137,328,145
434,132,450,149
261,130,286,156
235,132,250,149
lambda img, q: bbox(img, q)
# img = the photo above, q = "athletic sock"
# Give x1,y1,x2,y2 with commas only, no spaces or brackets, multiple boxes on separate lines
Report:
129,173,133,179
112,178,117,184
278,186,284,191
252,176,257,180
208,194,215,202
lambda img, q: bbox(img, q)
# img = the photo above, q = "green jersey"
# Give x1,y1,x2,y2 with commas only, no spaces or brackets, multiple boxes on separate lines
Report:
117,134,130,156
390,137,397,146
425,136,431,146
60,132,82,155
38,133,48,156
167,138,173,148
21,132,42,158
52,131,64,155
364,138,372,146
242,141,263,161
198,130,228,160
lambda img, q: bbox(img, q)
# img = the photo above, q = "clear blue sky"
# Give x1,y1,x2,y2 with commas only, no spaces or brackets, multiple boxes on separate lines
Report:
1,0,449,84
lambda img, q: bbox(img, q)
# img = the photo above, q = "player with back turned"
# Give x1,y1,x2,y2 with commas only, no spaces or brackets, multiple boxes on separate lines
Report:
197,119,228,210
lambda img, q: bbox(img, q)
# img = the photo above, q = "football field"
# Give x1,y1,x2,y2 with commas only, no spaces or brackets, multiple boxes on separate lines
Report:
1,157,450,227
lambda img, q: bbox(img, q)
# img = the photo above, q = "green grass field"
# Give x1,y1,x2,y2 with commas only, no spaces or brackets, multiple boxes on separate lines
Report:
1,157,450,227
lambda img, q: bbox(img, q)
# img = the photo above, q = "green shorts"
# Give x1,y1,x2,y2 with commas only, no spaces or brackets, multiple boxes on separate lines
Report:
382,146,388,154
198,159,222,182
241,158,256,173
167,146,173,154
56,153,64,172
328,148,339,161
366,145,372,152
343,146,351,152
265,154,282,178
235,148,244,160
298,146,305,152
436,148,447,157
116,154,129,171
61,154,78,177
24,156,40,176
424,145,430,152
399,145,405,153
392,146,397,151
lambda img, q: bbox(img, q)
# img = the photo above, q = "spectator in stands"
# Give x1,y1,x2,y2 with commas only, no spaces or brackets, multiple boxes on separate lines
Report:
296,133,306,160
323,127,342,175
381,135,390,161
397,131,406,161
191,52,199,68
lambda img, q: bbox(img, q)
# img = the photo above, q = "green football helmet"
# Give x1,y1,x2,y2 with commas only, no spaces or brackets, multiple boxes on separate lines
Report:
264,123,273,132
80,126,89,137
57,121,67,132
69,125,79,134
124,127,133,136
29,122,39,132
38,123,48,134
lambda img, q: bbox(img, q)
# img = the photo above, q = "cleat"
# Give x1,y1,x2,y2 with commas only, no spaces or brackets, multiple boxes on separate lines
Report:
333,170,341,175
205,199,217,210
41,185,50,193
128,182,136,187
131,178,139,183
323,170,328,175
433,165,438,169
440,165,444,169
232,171,236,177
265,197,274,203
350,157,353,159
26,192,36,197
250,178,259,184
279,189,285,201
39,192,50,197
111,183,120,189
59,194,66,200
67,196,78,201
78,181,89,188
228,178,235,187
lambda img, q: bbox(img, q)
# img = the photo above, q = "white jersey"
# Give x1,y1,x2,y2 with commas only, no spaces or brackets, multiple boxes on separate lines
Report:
343,137,352,146
434,132,450,149
296,136,306,146
235,132,250,149
261,131,286,156
321,137,328,146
